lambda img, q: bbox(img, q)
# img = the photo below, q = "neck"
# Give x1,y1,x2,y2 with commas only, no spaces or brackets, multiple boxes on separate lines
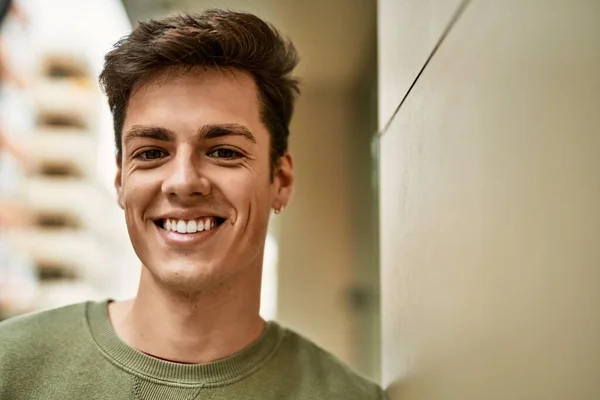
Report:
109,265,265,364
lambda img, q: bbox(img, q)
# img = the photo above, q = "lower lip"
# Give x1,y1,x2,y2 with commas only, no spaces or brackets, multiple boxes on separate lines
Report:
155,222,222,245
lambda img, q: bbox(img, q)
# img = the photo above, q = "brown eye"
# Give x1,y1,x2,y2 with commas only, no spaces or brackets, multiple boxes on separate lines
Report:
138,149,165,160
208,148,242,159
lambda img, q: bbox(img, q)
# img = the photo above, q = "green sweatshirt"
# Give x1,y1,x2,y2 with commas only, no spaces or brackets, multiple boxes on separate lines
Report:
0,301,386,399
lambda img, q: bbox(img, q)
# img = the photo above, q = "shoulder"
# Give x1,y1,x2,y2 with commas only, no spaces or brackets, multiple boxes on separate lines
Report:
274,324,386,399
0,302,102,396
0,302,89,357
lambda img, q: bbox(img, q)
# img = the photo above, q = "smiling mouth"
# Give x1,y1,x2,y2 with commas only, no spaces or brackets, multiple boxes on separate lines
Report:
154,217,226,234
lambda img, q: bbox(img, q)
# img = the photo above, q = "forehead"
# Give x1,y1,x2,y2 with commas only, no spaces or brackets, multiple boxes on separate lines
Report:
124,67,266,140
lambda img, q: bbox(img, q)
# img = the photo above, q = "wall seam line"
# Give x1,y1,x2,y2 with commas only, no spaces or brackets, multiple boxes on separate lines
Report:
377,0,473,138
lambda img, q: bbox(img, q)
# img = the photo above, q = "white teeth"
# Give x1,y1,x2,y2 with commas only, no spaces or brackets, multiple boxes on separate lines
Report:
186,220,197,233
163,218,219,234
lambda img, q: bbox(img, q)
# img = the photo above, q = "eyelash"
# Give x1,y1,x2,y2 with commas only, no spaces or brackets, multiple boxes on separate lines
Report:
135,149,166,161
133,147,243,162
207,148,243,160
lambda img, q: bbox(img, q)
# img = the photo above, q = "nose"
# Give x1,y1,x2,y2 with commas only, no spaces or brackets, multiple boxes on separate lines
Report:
161,149,210,201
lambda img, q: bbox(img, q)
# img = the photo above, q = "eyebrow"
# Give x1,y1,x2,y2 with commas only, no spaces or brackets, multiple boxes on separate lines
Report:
197,123,256,144
123,123,256,147
123,126,175,147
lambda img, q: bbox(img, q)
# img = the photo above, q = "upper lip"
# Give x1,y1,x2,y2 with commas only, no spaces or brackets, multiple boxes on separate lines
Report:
151,210,227,221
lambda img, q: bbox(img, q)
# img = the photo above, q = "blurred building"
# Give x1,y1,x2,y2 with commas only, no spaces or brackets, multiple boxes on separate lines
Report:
0,0,138,319
7,51,129,311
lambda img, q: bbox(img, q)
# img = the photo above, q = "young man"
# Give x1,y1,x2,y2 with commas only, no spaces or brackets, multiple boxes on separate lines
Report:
0,9,386,399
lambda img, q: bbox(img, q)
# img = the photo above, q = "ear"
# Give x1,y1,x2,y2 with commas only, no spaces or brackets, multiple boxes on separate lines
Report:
272,152,294,211
115,155,124,210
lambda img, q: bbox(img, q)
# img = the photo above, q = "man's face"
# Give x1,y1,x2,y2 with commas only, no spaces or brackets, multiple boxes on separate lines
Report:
116,68,293,292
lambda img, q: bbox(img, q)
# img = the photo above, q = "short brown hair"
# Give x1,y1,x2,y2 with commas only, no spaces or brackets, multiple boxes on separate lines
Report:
99,9,300,174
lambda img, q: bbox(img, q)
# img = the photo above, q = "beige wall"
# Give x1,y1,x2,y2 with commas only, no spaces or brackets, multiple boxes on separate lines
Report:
277,84,355,368
277,82,380,378
379,0,600,398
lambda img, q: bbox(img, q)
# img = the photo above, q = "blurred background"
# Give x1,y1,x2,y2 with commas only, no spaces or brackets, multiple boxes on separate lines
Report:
2,1,600,399
0,1,138,318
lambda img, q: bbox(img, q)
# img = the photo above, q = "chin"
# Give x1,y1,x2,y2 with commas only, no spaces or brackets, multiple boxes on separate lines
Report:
145,257,229,293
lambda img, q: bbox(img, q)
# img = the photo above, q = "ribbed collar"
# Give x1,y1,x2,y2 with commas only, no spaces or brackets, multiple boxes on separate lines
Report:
85,300,284,385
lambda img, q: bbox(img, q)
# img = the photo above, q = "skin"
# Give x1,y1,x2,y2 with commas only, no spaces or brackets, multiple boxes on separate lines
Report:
108,67,294,364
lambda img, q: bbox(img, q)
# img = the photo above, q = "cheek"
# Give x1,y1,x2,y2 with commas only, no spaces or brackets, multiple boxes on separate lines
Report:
121,175,156,223
121,177,159,260
213,168,272,222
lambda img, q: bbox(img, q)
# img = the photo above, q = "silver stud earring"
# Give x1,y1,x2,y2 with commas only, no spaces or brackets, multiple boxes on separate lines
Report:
274,205,285,214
